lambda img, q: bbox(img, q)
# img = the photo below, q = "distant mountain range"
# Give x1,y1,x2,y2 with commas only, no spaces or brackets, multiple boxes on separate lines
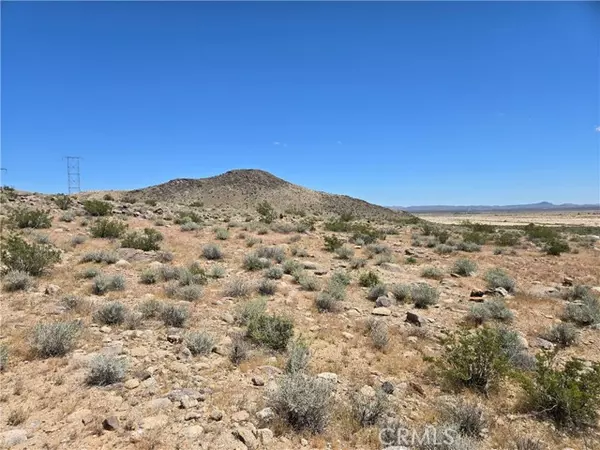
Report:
390,202,600,213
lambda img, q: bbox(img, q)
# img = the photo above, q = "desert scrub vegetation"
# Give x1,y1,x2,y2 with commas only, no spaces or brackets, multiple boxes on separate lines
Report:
268,372,333,433
89,218,128,238
440,399,486,439
80,251,118,264
174,210,203,225
31,320,82,358
160,304,189,327
208,264,226,278
264,266,283,280
286,338,311,374
521,352,600,430
434,243,454,255
467,298,514,325
561,284,593,302
229,333,249,366
181,221,201,232
484,267,516,293
455,241,481,252
542,323,577,347
80,267,101,279
358,270,380,288
563,295,600,326
0,344,7,372
246,314,294,351
297,272,320,291
10,207,52,229
202,243,223,260
257,278,277,296
1,234,61,276
544,239,570,256
165,283,203,302
242,252,271,271
91,274,125,295
366,318,389,350
254,245,286,263
70,235,86,246
411,283,439,308
282,259,302,274
2,270,34,292
86,355,127,386
60,211,75,222
121,228,163,251
352,386,389,427
245,236,261,247
82,199,112,216
214,227,229,240
315,291,340,313
94,301,127,325
53,194,72,210
451,258,477,276
223,277,252,298
185,331,215,356
334,245,354,260
366,283,387,300
494,231,521,247
140,269,158,284
256,200,277,224
349,257,367,269
421,266,444,280
323,235,344,252
390,283,411,303
234,297,267,326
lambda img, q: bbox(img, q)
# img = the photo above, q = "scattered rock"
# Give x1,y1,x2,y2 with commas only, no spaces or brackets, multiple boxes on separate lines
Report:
405,311,426,327
231,410,250,422
221,313,235,324
235,427,258,450
44,284,61,295
179,395,199,409
102,416,120,431
257,428,274,445
381,381,394,394
209,410,224,421
493,287,509,297
256,407,275,422
181,425,204,439
359,385,376,397
314,270,328,276
562,277,574,286
115,259,131,267
141,414,169,430
130,347,149,358
124,378,140,389
317,372,338,383
342,332,354,340
252,376,265,387
167,334,182,344
535,338,555,350
375,296,392,307
470,290,486,298
371,307,391,316
145,397,172,410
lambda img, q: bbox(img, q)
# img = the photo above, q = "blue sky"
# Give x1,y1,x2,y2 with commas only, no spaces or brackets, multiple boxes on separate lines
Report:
2,2,599,206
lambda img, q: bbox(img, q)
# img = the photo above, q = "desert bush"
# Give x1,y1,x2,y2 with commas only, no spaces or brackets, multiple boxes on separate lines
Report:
286,338,311,374
80,251,118,264
282,259,302,274
247,314,294,351
543,323,577,347
86,354,126,386
497,327,535,371
185,332,215,356
524,223,559,243
256,200,277,224
91,274,125,295
352,387,388,427
411,283,439,308
33,233,51,244
495,231,521,247
324,235,344,252
264,266,283,280
474,298,514,323
421,266,444,280
140,269,158,284
268,373,333,433
31,320,82,358
335,245,354,260
230,333,249,365
484,268,516,293
455,241,481,252
235,297,267,325
437,327,512,394
0,344,7,372
544,240,570,256
83,199,112,216
89,218,128,238
366,243,391,257
10,208,52,228
367,283,387,301
435,244,454,255
60,212,75,222
2,270,34,292
208,264,226,278
139,298,163,319
179,265,207,285
462,230,489,245
157,265,180,281
243,253,271,271
214,227,229,240
53,194,72,210
103,194,114,201
121,228,163,251
521,352,600,430
174,210,203,224
155,251,173,263
359,270,380,288
81,267,101,279
257,279,277,295
452,259,477,277
349,257,367,269
71,235,86,246
330,270,351,286
1,234,61,276
562,284,593,302
298,273,320,291
315,292,340,313
563,295,600,326
467,303,492,326
390,283,411,302
223,277,251,298
94,301,127,325
181,221,201,232
514,437,545,450
160,304,189,327
255,246,286,263
245,236,261,247
368,318,389,350
174,284,203,301
441,400,486,438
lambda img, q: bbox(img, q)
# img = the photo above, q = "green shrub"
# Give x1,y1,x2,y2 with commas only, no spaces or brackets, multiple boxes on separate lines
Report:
208,264,226,278
86,355,126,386
31,320,82,358
60,212,75,222
462,231,488,245
81,267,100,279
484,268,516,292
170,284,203,302
2,270,34,292
255,246,286,263
181,221,201,232
245,236,261,247
352,387,388,427
521,352,600,430
349,257,367,269
174,210,203,225
91,274,125,295
368,318,389,350
286,338,311,374
441,400,486,439
564,296,600,326
298,273,320,291
223,277,251,298
235,297,267,325
10,208,52,228
89,218,128,238
160,304,189,327
543,323,577,347
367,283,387,301
53,194,72,210
185,332,215,356
495,231,521,247
421,266,444,280
247,314,294,351
315,292,340,312
524,223,559,243
202,243,223,260
437,327,512,394
243,253,271,271
268,373,332,433
435,244,454,255
121,228,163,251
282,259,302,274
264,266,283,280
140,269,158,284
214,227,229,240
334,245,354,260
562,284,593,301
359,271,380,288
230,333,249,365
94,301,127,325
452,259,477,277
257,201,277,224
83,200,112,216
390,284,411,302
0,234,61,276
71,235,86,246
456,241,482,252
324,235,344,252
257,279,277,295
467,303,492,326
544,240,570,256
411,283,439,308
80,251,118,264
139,298,163,319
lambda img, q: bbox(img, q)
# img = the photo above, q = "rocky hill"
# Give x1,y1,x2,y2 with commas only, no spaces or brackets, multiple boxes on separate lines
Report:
125,169,408,220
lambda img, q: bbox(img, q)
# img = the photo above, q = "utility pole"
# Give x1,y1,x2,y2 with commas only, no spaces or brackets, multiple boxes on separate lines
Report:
65,156,81,194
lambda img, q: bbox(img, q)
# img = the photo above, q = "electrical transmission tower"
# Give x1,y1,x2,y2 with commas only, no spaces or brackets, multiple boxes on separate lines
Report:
65,156,81,194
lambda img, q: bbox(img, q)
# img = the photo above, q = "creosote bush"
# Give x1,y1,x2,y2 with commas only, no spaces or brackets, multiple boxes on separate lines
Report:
247,314,294,351
201,243,223,260
223,277,251,298
80,251,118,264
335,245,354,260
31,320,82,358
86,355,126,386
243,253,271,271
1,234,61,276
563,295,600,326
89,218,128,238
264,266,283,280
390,283,411,302
359,271,380,288
83,199,112,216
257,278,277,295
235,297,267,326
121,228,163,251
268,373,333,433
10,208,52,229
421,266,444,280
324,235,344,252
367,283,387,301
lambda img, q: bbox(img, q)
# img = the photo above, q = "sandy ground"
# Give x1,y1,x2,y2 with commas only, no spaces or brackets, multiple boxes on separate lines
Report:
415,211,600,227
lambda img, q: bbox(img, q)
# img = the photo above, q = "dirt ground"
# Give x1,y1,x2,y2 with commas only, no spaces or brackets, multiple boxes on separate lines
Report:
415,210,600,227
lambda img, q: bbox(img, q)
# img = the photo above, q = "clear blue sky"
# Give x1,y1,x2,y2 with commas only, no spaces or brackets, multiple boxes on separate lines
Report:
2,2,599,206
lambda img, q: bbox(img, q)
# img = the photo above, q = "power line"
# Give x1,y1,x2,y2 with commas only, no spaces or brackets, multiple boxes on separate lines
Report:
65,156,81,194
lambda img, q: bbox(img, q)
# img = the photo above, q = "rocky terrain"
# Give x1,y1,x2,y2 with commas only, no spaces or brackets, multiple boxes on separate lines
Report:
0,180,599,450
